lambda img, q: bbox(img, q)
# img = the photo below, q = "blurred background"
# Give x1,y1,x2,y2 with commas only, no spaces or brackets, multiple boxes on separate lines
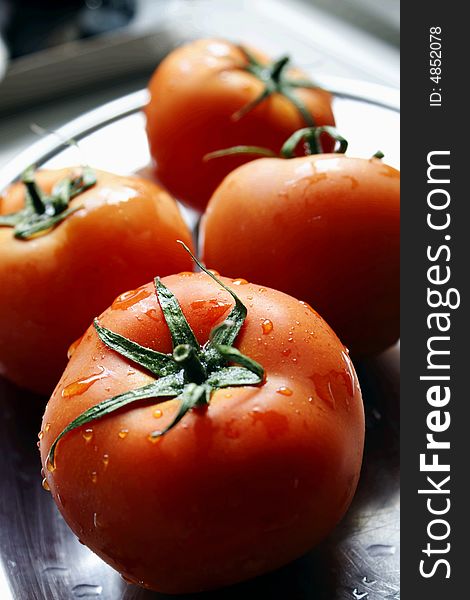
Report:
0,0,399,165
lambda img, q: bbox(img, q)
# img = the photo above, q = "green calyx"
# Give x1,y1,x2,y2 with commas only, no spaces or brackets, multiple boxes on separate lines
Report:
47,242,264,467
233,46,321,125
204,126,349,163
0,166,96,240
280,126,348,157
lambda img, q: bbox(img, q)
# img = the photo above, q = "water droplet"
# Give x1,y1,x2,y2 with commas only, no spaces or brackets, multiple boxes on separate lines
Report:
45,423,51,432
261,319,273,334
153,408,163,419
362,576,376,585
67,335,84,359
46,457,56,473
82,429,93,442
62,366,110,399
287,337,294,343
352,590,368,599
282,348,291,357
367,544,396,557
299,300,316,313
258,287,266,293
310,373,336,409
190,298,231,325
341,350,356,395
224,392,232,398
276,386,293,396
102,454,109,468
40,467,45,478
208,269,220,276
42,477,50,491
232,278,248,285
250,408,289,438
91,471,97,484
72,584,103,597
147,433,160,444
112,287,151,310
118,429,129,439
145,308,159,321
38,430,44,440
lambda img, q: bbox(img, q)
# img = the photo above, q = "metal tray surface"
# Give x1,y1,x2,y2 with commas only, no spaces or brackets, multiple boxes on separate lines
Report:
0,82,400,600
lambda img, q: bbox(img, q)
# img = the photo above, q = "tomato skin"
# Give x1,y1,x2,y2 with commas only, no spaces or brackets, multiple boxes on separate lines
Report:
0,169,194,395
201,154,400,358
145,38,335,212
40,272,364,593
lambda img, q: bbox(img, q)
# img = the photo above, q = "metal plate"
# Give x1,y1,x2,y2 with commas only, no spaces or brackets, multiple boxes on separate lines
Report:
0,82,400,600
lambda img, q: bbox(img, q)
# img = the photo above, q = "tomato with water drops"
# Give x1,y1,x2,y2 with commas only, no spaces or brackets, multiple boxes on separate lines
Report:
145,39,335,211
39,246,364,594
202,129,399,357
0,168,194,395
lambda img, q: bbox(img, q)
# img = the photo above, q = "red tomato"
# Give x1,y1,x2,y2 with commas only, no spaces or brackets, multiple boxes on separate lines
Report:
145,38,335,212
201,154,400,358
39,267,364,593
0,168,194,395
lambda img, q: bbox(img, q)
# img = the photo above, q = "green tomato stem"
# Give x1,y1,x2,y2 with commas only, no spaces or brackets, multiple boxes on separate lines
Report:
173,344,207,385
234,46,321,126
22,169,47,215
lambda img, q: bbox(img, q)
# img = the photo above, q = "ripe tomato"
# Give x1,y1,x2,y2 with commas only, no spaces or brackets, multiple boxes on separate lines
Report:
201,153,400,358
39,260,364,593
0,167,194,395
145,38,335,212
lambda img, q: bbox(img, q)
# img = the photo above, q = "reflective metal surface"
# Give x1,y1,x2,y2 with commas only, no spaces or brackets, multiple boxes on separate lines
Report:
0,84,400,599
